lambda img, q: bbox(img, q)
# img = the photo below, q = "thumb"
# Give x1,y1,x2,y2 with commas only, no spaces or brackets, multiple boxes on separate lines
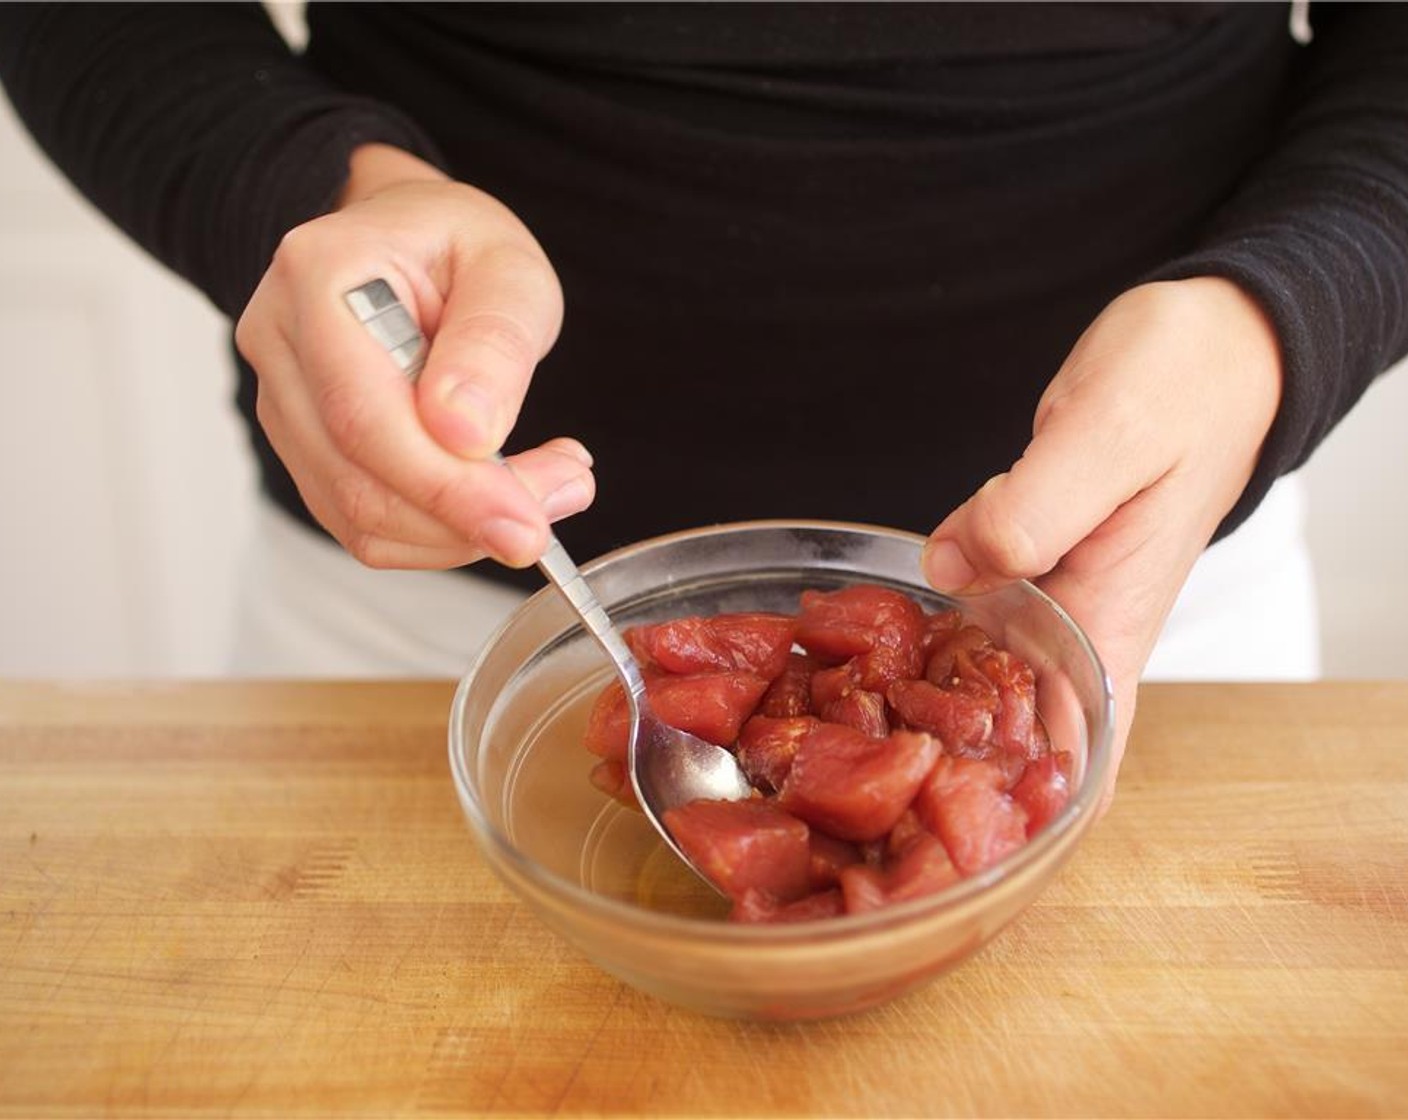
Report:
416,244,564,459
922,398,1170,814
921,396,1159,594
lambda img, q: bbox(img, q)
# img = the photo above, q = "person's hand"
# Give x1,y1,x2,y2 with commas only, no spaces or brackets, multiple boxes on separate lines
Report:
235,143,594,570
921,278,1283,804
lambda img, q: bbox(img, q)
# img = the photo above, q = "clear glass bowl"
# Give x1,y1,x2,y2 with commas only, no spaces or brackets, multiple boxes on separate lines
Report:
448,520,1113,1020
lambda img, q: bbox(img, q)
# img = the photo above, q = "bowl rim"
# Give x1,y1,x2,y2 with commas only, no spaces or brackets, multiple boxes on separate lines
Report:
448,518,1115,942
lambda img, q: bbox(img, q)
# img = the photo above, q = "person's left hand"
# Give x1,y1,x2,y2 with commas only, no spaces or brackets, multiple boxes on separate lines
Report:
921,277,1283,806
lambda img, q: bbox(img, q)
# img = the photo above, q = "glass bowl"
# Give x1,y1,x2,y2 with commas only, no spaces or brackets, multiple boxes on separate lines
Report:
448,520,1113,1020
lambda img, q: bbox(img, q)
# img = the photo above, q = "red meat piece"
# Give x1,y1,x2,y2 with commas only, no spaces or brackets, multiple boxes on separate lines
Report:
778,724,942,843
839,831,961,915
731,887,847,925
663,798,812,902
735,715,819,792
916,756,1029,876
795,584,925,677
810,660,860,711
626,612,797,680
587,759,638,809
919,608,963,660
820,688,890,739
925,624,997,685
583,670,770,761
974,648,1041,761
884,808,929,860
887,677,995,753
807,829,863,889
1011,751,1073,837
757,652,818,718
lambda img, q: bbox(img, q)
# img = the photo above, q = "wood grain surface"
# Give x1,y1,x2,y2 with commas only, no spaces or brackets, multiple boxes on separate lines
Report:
1,680,1405,1118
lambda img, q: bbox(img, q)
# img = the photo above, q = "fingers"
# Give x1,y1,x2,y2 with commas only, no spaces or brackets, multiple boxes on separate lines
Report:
922,378,1166,594
922,278,1280,601
415,243,564,459
264,372,593,570
335,441,596,570
282,284,558,566
245,288,592,569
234,175,588,572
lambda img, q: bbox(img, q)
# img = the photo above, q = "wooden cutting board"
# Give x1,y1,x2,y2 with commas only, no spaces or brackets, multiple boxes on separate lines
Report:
1,680,1405,1117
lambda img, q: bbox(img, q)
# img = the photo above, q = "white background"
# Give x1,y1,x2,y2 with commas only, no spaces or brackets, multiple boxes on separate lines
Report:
2,61,1406,681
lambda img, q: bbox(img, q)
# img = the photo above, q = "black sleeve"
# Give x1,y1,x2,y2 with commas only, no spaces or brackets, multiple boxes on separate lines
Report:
0,2,446,319
1144,3,1408,538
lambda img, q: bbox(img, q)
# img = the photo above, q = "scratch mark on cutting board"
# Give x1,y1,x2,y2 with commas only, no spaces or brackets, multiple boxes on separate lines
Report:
260,839,357,901
1249,846,1310,903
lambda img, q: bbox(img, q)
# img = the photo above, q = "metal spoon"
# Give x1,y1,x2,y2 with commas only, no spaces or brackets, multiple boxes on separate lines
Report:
529,532,756,881
345,279,753,883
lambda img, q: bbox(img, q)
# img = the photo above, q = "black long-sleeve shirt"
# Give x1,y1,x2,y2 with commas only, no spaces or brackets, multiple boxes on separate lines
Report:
3,3,1406,589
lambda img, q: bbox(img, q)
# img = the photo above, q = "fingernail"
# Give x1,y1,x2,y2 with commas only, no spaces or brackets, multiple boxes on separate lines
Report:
559,439,594,468
446,380,500,446
923,538,978,592
541,475,593,521
481,516,542,567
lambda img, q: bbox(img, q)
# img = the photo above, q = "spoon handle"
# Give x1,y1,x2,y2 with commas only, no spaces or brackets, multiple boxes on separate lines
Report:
531,525,647,699
343,280,645,698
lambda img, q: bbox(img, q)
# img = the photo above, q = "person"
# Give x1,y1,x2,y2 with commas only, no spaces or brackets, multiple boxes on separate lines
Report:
2,3,1405,802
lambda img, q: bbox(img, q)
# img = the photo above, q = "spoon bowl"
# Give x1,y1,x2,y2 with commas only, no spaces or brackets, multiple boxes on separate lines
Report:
628,692,755,866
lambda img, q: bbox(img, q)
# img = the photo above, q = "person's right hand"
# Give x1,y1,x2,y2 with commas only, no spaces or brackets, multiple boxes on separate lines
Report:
234,143,594,571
